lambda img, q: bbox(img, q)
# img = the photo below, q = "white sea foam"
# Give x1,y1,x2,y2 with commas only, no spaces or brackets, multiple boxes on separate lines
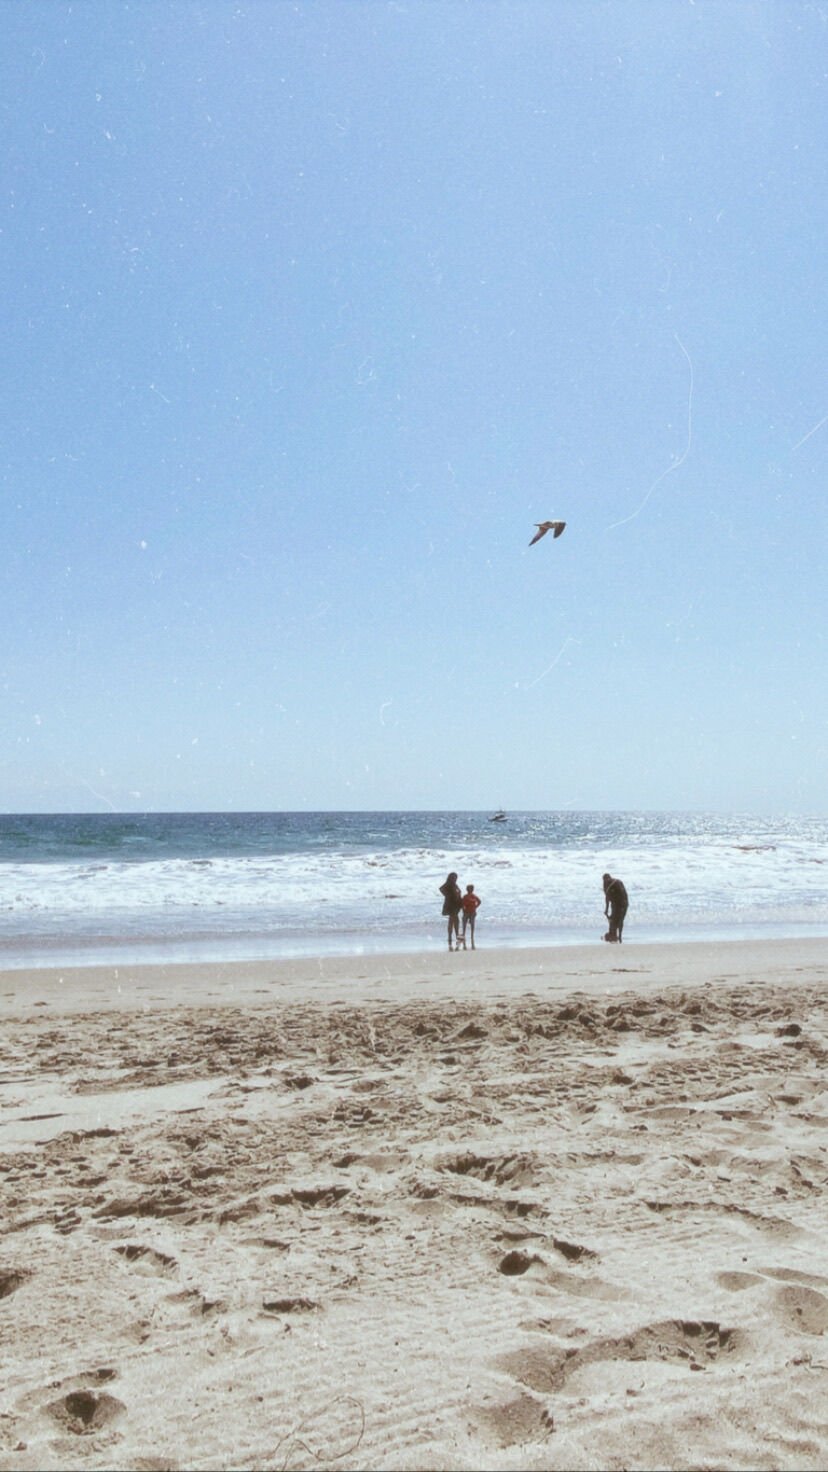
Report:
1,826,827,966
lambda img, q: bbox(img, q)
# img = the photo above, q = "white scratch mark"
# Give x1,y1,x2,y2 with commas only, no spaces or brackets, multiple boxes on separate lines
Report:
149,383,171,404
59,765,116,811
791,412,828,453
379,699,393,727
606,333,694,532
519,637,581,690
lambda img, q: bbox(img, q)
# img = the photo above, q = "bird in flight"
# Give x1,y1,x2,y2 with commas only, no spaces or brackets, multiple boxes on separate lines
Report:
529,521,566,545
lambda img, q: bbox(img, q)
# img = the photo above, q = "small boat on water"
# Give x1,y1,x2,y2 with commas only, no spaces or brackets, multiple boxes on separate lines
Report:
489,810,507,823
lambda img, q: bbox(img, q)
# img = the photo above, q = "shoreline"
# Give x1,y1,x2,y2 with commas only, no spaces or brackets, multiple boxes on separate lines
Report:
1,934,826,1018
2,919,827,974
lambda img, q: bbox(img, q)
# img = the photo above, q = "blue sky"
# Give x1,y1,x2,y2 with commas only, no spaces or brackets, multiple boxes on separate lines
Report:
1,0,826,813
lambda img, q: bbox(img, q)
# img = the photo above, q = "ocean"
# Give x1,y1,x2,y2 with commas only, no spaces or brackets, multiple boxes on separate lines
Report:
1,810,827,969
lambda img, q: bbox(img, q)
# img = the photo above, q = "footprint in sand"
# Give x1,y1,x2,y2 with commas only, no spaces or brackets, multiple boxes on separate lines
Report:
332,1149,406,1173
760,1265,828,1288
551,1236,597,1263
113,1243,179,1277
520,1314,585,1337
499,1318,744,1394
45,1388,126,1436
0,1268,31,1299
262,1295,320,1315
244,1235,291,1252
716,1270,764,1291
441,1150,539,1189
16,1366,118,1416
544,1267,629,1302
496,1244,625,1302
94,1187,192,1221
289,1185,350,1208
499,1225,547,1248
645,1198,801,1241
165,1287,225,1318
445,1189,547,1224
772,1284,828,1336
498,1249,541,1277
470,1390,555,1450
496,1236,596,1275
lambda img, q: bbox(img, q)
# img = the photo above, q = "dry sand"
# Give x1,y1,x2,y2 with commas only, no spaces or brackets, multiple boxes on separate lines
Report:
1,938,827,1471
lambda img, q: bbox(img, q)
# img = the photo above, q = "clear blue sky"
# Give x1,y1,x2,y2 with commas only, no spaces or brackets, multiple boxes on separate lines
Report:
2,1,826,813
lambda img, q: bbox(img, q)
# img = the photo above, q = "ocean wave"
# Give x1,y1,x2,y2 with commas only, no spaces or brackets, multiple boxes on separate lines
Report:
1,835,826,920
1,812,827,964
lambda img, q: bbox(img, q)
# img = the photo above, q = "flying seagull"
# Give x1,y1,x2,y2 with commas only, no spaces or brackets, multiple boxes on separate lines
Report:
529,521,566,545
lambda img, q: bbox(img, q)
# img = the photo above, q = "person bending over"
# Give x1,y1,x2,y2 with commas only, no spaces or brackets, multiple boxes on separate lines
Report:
602,872,629,943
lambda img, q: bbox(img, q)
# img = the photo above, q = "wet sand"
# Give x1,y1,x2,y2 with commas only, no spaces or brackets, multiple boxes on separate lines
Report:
1,938,827,1470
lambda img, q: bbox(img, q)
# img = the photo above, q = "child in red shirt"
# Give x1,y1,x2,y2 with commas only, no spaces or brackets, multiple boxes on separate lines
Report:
461,884,481,949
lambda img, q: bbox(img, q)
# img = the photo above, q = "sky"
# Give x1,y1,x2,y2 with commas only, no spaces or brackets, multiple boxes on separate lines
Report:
1,0,826,814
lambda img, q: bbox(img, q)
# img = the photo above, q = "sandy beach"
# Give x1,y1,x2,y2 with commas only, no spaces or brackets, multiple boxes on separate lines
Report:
1,938,827,1471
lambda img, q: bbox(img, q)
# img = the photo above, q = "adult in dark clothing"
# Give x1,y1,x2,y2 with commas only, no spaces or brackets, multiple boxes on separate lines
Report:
602,872,629,943
439,871,463,951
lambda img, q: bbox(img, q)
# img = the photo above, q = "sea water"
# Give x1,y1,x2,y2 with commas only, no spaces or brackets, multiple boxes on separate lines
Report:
1,810,827,968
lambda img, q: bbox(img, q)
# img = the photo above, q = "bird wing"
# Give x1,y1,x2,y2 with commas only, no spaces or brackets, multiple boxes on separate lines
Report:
529,521,566,545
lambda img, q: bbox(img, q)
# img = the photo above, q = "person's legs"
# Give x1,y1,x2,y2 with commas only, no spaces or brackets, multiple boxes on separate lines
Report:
469,915,476,948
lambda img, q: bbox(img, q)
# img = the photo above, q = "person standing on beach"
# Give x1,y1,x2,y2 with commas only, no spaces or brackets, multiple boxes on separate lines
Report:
602,872,628,943
439,871,463,951
461,884,481,949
